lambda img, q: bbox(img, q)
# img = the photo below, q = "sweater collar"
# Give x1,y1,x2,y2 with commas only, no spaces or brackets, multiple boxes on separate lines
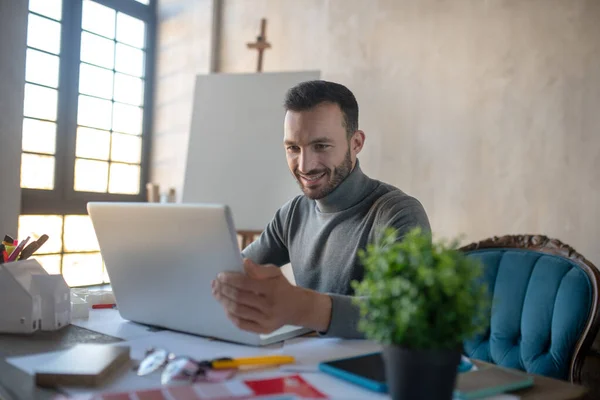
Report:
315,160,376,213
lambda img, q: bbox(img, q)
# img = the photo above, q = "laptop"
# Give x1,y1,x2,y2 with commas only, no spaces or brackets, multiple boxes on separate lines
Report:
87,202,310,346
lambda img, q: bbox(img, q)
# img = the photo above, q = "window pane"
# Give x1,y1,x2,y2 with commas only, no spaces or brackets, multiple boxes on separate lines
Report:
25,49,59,88
82,0,115,39
77,95,112,130
76,127,110,160
112,103,142,135
108,163,140,194
18,215,63,254
62,253,104,287
24,84,58,121
116,13,145,49
74,159,108,192
114,73,143,106
79,63,113,99
21,153,54,190
80,31,114,69
115,44,144,77
111,133,142,164
22,118,56,155
29,0,62,21
27,14,61,54
32,255,62,275
64,215,100,252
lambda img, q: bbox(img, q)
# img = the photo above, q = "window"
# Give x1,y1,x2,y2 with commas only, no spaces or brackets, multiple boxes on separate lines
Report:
19,0,155,286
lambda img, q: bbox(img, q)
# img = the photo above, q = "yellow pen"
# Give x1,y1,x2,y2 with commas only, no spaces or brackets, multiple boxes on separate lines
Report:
211,355,295,369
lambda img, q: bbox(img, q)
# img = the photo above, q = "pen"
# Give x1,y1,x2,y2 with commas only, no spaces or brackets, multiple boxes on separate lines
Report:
92,303,117,309
211,355,295,369
2,235,14,246
3,245,15,260
8,236,30,262
18,234,49,260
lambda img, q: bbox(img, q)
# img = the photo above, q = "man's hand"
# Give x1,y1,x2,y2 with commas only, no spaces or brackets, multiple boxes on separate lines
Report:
211,259,332,334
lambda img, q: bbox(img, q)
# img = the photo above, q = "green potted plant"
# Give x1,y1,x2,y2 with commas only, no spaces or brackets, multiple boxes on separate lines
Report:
352,227,488,400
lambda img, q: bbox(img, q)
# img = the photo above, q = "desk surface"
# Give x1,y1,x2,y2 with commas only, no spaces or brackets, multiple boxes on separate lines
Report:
471,360,587,400
0,325,121,399
0,325,588,400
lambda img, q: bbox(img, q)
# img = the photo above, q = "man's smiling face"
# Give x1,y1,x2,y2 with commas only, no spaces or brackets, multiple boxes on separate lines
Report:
284,102,357,200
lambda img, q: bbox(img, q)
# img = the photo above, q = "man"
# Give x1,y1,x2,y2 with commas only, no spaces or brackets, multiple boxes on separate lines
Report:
211,80,430,339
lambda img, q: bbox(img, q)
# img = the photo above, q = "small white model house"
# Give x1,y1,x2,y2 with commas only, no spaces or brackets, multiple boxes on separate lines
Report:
0,262,42,334
0,260,71,333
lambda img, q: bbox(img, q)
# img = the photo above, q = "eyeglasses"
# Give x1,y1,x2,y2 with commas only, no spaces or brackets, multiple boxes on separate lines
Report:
137,348,236,385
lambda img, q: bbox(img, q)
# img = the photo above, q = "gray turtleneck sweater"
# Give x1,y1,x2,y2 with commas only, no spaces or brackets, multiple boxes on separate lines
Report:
242,161,430,338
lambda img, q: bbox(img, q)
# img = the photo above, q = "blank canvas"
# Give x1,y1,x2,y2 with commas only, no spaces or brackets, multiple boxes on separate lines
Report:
182,71,321,231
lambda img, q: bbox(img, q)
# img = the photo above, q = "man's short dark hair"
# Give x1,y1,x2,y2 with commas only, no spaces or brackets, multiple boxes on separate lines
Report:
284,80,359,138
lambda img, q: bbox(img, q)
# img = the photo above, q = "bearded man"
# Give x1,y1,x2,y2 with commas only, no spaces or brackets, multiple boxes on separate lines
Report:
212,80,430,338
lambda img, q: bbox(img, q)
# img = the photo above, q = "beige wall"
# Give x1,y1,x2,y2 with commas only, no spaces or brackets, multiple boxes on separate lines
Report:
153,0,216,200
155,0,600,264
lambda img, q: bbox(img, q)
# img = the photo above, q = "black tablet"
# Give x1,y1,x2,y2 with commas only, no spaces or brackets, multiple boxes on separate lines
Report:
319,352,388,393
319,352,474,394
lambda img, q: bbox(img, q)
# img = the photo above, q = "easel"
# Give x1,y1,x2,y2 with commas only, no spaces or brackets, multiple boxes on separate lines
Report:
247,18,271,72
237,230,263,250
238,17,270,246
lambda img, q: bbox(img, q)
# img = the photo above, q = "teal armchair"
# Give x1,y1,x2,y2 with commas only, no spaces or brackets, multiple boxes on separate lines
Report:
461,235,600,383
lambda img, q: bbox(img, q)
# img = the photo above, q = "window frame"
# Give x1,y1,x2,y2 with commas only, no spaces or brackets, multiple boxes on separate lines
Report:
21,0,156,215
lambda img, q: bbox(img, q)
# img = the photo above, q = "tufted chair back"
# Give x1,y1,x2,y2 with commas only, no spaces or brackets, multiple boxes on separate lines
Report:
461,235,600,382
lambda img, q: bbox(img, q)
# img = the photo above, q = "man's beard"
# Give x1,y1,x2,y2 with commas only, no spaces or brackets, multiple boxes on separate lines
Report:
294,148,353,200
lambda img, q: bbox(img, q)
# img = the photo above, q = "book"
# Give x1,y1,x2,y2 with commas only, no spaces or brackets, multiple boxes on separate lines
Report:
34,344,130,388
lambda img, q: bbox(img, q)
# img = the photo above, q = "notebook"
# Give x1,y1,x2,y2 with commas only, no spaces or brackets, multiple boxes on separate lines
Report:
454,366,534,399
34,344,130,387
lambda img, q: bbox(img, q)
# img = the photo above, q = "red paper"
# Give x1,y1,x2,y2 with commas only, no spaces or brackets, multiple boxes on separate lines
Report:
245,375,327,399
56,374,328,400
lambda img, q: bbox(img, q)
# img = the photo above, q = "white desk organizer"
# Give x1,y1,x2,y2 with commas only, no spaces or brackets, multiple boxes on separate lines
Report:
0,259,71,333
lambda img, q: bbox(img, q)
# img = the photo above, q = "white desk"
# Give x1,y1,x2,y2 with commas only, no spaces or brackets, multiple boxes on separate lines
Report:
6,310,587,400
9,309,387,399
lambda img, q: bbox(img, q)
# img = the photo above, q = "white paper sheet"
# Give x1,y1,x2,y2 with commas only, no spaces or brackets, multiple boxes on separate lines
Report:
280,336,382,366
6,331,516,400
104,334,382,398
70,330,283,397
122,329,282,361
71,309,160,340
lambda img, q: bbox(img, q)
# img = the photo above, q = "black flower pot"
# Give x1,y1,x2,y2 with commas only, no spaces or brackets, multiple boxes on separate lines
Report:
382,345,461,400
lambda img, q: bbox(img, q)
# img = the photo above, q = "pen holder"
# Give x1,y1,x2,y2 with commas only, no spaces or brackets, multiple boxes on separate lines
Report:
0,259,71,333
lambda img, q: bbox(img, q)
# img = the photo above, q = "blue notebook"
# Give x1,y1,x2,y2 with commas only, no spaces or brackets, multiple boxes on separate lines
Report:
318,352,475,393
